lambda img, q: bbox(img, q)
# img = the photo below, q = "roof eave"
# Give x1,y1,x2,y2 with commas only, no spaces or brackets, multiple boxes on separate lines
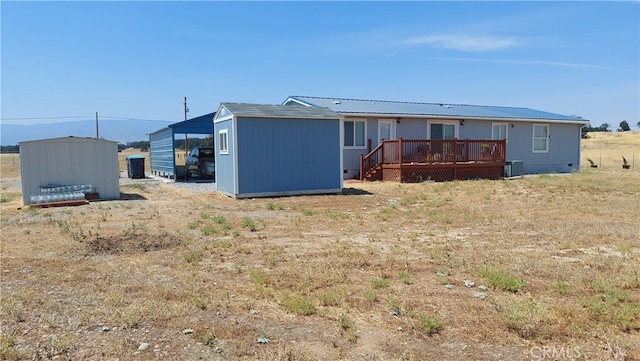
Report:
338,112,589,124
231,113,343,120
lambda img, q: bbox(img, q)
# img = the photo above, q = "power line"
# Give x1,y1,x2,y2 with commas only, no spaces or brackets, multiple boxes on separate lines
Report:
99,116,174,123
0,115,91,121
1,115,174,123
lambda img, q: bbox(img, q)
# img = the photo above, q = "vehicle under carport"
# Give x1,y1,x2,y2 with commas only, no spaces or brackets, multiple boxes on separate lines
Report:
148,112,214,181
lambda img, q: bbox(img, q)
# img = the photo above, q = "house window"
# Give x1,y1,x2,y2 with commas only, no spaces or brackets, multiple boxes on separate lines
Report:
492,123,508,142
430,123,456,139
344,120,366,147
219,129,228,154
532,124,549,153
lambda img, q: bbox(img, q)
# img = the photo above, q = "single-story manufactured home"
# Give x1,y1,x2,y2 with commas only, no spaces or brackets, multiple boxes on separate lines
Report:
213,103,343,198
283,96,589,180
149,112,214,179
19,137,120,205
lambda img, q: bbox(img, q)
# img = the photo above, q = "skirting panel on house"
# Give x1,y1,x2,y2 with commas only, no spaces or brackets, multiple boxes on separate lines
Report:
380,164,505,183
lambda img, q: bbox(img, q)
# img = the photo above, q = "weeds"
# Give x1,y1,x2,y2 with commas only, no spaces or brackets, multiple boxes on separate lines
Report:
0,192,20,203
201,225,216,235
214,215,233,232
371,277,390,289
194,295,208,310
183,250,203,264
479,265,526,292
399,270,412,285
266,202,284,210
2,295,25,322
249,268,273,286
318,291,340,306
364,289,378,304
201,331,216,346
0,332,20,359
338,314,357,342
281,293,316,316
325,209,350,220
125,221,147,235
417,313,443,336
242,217,257,231
582,281,640,331
187,220,201,230
493,296,547,339
553,280,572,295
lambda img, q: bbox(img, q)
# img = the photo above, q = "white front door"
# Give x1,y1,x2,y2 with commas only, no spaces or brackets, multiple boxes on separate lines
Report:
378,120,395,144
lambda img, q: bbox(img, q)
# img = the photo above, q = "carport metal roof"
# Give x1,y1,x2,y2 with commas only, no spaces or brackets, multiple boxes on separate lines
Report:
149,112,215,136
148,112,215,179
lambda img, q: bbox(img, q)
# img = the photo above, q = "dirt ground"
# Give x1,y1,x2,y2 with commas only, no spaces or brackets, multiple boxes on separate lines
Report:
1,133,639,360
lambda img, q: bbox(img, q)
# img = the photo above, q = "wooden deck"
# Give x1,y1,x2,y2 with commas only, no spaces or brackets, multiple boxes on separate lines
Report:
360,139,506,182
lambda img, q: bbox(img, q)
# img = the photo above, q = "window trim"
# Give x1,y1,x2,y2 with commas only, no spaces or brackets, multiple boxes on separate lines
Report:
219,129,229,155
343,119,367,149
532,124,549,153
428,120,458,139
492,122,508,143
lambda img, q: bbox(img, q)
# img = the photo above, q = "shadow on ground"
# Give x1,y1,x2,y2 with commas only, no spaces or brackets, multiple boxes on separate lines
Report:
342,187,373,196
119,192,147,200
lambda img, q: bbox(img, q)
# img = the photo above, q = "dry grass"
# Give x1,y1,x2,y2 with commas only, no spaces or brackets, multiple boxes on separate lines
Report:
1,132,639,360
582,131,640,170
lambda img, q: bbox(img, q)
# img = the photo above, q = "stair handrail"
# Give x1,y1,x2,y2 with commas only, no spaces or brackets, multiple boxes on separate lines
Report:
359,142,385,180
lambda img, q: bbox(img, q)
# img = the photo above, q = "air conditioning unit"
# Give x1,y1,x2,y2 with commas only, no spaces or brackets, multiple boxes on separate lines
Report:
505,160,524,177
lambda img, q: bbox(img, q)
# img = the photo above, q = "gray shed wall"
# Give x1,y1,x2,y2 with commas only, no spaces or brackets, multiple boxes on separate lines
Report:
19,137,120,205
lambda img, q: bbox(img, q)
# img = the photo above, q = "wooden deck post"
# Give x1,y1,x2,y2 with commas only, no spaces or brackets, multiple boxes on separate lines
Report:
453,138,457,179
359,153,364,181
398,138,403,181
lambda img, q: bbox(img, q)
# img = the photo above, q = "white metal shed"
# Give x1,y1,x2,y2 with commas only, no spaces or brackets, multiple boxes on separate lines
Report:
19,137,120,205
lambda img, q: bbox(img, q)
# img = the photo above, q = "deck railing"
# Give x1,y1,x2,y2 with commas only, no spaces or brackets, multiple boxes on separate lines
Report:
360,138,506,180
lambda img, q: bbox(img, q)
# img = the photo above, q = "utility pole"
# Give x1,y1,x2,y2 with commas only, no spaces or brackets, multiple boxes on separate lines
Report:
95,112,99,139
184,97,189,155
184,96,188,121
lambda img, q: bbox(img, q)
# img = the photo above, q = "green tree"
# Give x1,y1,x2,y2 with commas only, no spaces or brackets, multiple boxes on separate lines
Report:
618,120,630,132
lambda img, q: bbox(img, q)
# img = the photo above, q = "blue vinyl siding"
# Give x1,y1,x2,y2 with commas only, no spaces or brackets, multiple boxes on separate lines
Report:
235,117,341,196
339,116,583,177
461,120,581,173
458,119,489,139
214,118,235,195
396,118,427,139
510,122,581,174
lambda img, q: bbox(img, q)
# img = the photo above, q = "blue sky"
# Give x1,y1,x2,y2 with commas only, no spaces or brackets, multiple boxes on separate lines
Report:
1,1,638,128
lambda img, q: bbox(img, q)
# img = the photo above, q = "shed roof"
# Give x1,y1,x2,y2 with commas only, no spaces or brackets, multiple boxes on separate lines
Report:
220,103,341,120
19,136,118,145
284,96,588,123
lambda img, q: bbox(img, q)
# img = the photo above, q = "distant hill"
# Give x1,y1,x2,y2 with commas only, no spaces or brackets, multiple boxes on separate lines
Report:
0,119,174,146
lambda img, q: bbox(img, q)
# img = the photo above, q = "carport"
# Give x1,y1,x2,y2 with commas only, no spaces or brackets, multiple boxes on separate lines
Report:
149,112,214,180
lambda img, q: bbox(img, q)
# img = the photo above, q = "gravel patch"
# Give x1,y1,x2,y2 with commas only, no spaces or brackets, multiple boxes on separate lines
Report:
120,172,216,194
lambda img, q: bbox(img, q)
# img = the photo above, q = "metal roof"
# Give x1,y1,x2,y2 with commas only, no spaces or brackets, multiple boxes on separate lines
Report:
149,112,215,136
285,96,588,123
19,136,118,144
221,103,341,119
